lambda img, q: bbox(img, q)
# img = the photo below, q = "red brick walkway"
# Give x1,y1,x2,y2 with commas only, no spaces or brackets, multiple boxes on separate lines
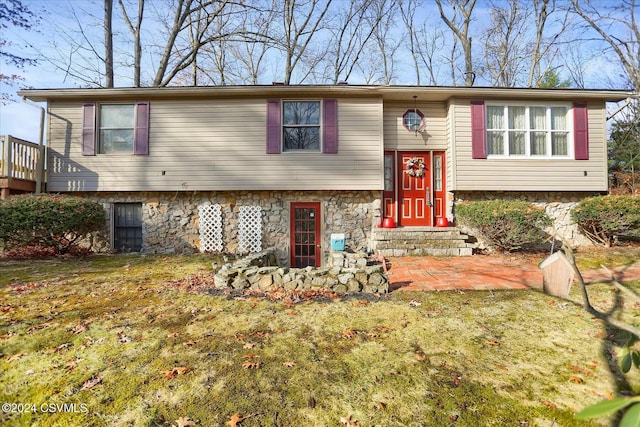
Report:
387,255,640,292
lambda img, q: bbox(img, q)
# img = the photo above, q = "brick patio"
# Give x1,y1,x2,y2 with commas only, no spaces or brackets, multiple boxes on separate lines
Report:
387,255,640,292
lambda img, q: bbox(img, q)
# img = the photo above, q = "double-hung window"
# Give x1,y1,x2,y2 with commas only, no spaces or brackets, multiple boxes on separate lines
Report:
82,102,149,156
266,99,338,154
99,104,135,154
282,101,321,151
486,104,570,158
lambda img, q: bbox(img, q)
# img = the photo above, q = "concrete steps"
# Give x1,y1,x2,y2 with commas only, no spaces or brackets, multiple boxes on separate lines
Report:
372,227,475,257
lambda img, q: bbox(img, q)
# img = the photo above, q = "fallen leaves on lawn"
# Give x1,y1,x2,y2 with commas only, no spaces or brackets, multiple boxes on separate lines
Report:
242,361,261,369
6,353,26,362
340,414,359,426
117,331,132,343
70,322,88,334
165,273,218,294
80,375,102,391
163,366,191,380
568,364,595,377
54,342,72,353
174,416,198,427
227,412,258,426
340,328,360,339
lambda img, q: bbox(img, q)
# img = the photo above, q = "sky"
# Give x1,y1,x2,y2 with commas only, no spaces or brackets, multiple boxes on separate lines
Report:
0,0,634,143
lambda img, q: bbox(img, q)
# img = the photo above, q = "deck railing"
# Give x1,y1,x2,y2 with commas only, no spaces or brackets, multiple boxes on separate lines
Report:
0,135,41,181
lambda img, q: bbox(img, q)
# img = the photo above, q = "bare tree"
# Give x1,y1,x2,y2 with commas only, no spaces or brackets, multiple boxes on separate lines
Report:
0,0,39,103
561,43,591,89
104,0,114,87
118,0,144,87
324,0,380,84
399,0,421,85
152,0,237,87
275,0,333,84
416,24,447,85
366,0,399,85
483,0,527,87
435,0,477,86
527,0,570,87
227,5,274,84
42,4,106,87
570,0,640,92
399,0,447,85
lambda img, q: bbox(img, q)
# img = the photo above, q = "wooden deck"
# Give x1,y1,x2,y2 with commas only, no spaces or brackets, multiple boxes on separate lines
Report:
1,135,44,198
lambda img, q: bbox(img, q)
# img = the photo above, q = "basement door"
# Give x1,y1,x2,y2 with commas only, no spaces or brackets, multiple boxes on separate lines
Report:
290,202,321,268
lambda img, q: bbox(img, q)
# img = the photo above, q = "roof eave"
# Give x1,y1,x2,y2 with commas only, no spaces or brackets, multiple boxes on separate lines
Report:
18,85,636,103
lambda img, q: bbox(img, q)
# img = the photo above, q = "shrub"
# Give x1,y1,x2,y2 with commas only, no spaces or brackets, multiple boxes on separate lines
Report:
0,194,106,254
571,195,640,247
456,199,552,251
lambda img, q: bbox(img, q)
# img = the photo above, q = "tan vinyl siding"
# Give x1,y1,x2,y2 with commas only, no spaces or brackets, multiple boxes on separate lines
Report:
47,98,383,192
450,99,608,192
383,102,448,150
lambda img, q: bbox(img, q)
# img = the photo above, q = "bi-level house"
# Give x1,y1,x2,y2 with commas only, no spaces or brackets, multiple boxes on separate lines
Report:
18,85,634,266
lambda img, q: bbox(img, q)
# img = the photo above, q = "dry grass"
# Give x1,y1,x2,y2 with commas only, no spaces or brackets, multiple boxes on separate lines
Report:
0,251,638,426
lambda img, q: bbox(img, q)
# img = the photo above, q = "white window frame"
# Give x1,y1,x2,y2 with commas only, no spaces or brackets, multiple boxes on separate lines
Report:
98,103,135,155
282,100,322,153
485,102,573,159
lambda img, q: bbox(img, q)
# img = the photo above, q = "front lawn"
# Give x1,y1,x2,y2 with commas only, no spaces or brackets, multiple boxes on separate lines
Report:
1,253,638,426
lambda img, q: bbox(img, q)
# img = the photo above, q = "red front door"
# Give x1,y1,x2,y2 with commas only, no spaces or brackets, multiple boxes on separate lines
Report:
398,152,432,226
290,202,321,268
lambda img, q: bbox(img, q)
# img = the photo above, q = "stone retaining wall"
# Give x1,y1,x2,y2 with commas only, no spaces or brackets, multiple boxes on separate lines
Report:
214,249,389,294
453,191,597,247
76,190,378,265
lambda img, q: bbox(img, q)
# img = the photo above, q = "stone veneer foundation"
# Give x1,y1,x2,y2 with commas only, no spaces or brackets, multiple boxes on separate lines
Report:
453,191,602,247
77,190,380,266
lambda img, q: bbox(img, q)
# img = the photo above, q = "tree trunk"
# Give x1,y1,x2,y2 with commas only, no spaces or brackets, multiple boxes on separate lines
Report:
104,0,114,87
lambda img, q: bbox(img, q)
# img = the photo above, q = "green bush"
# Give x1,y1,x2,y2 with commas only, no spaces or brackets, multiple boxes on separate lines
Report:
571,195,640,247
456,199,552,251
0,194,106,254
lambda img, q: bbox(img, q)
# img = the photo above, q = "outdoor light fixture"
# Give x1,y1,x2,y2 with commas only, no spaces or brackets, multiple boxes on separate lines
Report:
402,95,424,135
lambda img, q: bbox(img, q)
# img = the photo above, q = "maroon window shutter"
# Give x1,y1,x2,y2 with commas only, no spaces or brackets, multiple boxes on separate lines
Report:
82,103,96,156
266,99,281,154
134,102,150,155
322,99,338,154
470,101,487,159
573,103,589,160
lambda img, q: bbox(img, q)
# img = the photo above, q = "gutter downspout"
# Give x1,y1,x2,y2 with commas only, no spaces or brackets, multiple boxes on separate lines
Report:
21,97,45,194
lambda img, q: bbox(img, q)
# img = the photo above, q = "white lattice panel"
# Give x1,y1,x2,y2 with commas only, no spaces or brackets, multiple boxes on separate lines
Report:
198,204,223,252
238,206,262,253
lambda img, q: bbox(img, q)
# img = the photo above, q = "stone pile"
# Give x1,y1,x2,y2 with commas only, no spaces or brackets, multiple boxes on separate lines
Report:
214,248,388,294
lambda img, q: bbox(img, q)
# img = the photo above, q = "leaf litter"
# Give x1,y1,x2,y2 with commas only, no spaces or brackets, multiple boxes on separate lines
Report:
1,252,639,426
